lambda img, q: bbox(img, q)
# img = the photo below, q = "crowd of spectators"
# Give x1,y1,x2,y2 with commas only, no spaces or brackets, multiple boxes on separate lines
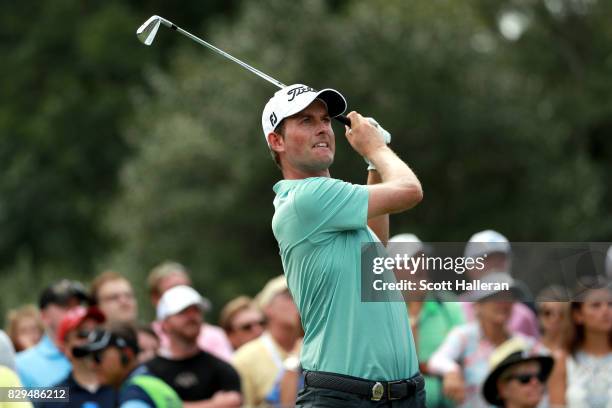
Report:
0,232,610,407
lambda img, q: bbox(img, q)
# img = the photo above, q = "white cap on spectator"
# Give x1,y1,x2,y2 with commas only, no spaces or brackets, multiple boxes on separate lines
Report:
388,233,424,258
464,229,510,258
157,285,206,320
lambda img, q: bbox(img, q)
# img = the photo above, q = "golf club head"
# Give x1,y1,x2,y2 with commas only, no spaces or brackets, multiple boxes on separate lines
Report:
137,15,165,46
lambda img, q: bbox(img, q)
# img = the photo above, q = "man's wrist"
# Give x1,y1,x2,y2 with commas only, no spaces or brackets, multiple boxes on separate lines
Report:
283,355,301,372
364,145,392,169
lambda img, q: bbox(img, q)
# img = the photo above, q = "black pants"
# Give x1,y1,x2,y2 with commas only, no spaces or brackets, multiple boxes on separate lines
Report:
295,375,427,408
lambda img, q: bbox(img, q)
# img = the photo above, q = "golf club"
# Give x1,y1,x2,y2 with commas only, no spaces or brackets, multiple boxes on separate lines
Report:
136,15,351,127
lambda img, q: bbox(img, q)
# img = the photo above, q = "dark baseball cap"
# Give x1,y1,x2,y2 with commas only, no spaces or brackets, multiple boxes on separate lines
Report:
72,326,139,358
39,280,90,309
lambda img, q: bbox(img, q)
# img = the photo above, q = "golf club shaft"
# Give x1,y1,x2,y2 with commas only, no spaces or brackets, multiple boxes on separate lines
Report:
160,19,351,127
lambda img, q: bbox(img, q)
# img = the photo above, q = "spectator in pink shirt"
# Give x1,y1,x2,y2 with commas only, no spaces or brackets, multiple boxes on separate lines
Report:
461,229,539,338
147,261,234,362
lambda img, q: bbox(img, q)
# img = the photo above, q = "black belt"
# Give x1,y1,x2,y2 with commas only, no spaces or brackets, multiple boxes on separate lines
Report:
304,371,424,401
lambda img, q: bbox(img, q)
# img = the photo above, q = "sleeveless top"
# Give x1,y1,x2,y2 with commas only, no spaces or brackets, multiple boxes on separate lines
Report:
566,351,612,408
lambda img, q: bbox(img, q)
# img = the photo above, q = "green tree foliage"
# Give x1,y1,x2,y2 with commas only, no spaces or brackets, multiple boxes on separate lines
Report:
109,0,612,314
1,0,610,321
0,0,242,320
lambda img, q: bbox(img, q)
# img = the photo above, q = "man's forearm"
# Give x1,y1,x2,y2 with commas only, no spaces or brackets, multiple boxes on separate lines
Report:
367,170,389,245
365,146,423,216
367,146,420,190
345,112,422,217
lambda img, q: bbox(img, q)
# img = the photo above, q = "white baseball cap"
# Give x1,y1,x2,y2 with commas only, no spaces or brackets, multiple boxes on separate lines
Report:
464,229,511,258
388,233,424,258
156,285,206,320
261,84,347,142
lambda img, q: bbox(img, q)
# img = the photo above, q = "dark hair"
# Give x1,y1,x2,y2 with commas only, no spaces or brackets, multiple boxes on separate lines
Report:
269,120,286,170
136,323,158,341
565,276,612,354
39,279,89,309
107,321,140,354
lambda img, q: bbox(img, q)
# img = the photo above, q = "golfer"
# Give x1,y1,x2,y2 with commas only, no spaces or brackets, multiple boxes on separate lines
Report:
264,84,425,407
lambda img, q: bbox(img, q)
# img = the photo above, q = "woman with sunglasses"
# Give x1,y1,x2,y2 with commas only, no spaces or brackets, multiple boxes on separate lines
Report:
482,337,554,408
548,277,612,407
219,296,266,351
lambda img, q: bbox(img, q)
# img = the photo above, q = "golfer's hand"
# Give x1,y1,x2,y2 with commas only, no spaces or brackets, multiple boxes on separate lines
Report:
345,111,386,160
363,117,391,170
443,371,466,404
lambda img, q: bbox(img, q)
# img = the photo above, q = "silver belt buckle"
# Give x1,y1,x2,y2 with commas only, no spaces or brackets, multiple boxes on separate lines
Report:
371,382,384,401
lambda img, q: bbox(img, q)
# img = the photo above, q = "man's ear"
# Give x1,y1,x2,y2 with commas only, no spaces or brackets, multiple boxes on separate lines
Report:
267,132,285,153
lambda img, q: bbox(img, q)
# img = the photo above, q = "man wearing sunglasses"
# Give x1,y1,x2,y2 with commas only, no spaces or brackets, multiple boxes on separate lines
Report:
39,306,116,408
482,338,554,408
74,323,181,408
219,296,266,351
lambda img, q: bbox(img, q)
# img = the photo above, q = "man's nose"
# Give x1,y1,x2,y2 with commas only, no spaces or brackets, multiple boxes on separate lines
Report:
316,120,332,135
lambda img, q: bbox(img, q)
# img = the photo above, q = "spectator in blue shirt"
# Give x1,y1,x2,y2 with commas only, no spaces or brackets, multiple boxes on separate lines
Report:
16,280,89,388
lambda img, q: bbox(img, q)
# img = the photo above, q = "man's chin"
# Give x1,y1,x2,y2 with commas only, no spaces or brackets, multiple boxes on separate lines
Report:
178,331,200,342
95,372,110,386
308,157,334,172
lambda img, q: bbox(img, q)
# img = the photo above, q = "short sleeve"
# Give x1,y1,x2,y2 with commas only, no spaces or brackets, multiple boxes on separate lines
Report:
293,178,368,235
214,360,241,393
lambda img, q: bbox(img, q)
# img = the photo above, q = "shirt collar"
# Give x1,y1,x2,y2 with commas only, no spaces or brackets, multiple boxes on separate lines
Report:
39,334,64,358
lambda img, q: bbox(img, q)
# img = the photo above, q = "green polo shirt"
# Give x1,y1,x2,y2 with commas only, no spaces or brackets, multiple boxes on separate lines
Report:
272,177,419,380
416,294,465,407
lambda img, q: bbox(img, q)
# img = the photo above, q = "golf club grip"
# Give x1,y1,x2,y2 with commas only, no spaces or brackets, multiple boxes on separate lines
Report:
335,114,351,127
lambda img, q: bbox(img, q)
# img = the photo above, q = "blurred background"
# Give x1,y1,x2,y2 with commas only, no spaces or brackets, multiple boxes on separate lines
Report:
1,0,611,323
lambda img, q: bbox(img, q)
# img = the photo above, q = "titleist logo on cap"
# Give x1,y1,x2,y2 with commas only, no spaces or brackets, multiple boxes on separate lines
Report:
287,85,316,101
270,112,278,128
